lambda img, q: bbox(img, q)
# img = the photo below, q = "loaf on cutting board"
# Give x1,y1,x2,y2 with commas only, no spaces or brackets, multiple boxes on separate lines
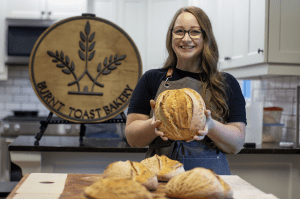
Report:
82,177,153,199
102,160,158,190
140,154,185,181
165,167,233,199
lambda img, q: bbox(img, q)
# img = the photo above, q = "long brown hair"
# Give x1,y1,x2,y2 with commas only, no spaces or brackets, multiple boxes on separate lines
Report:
163,6,229,122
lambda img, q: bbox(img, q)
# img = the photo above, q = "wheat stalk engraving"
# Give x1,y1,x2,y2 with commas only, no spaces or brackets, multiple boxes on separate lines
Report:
46,21,127,96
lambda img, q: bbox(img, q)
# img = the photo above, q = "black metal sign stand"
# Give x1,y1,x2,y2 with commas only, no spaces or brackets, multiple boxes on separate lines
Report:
34,111,127,146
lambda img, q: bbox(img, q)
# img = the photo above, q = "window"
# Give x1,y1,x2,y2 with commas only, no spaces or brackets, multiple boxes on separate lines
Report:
242,80,251,101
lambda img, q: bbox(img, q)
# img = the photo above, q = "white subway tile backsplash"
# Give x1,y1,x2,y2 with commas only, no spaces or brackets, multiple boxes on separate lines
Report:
283,128,296,142
282,76,291,88
280,102,293,115
252,80,262,89
14,79,31,86
294,90,298,103
6,103,21,110
0,87,6,93
30,95,40,103
22,87,35,95
253,89,264,102
0,95,13,102
293,102,299,116
22,103,37,110
283,115,296,128
290,77,299,88
0,111,12,119
11,87,21,94
8,69,21,77
275,77,283,88
285,90,293,103
14,95,29,102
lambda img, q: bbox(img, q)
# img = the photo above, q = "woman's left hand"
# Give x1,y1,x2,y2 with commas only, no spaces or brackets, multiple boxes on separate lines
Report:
186,109,212,143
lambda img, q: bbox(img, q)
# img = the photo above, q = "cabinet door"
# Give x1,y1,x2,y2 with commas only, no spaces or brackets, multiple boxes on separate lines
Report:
218,0,265,70
230,0,265,68
46,0,87,20
215,0,233,71
6,0,46,19
268,0,300,64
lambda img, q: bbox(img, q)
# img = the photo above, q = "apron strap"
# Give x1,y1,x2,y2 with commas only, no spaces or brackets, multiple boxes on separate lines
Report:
166,68,173,77
164,68,173,88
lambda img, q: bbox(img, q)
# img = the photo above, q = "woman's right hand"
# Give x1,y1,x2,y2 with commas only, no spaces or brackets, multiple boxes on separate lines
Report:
150,100,168,141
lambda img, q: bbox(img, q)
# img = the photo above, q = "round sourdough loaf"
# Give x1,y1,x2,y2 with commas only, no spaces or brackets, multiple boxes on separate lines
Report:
140,155,185,181
155,88,206,140
165,167,233,199
102,160,158,190
82,177,153,199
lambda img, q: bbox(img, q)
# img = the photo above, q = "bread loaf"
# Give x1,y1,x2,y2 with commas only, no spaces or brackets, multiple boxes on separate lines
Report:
82,177,153,199
102,160,158,190
165,167,233,199
155,88,206,140
140,155,185,181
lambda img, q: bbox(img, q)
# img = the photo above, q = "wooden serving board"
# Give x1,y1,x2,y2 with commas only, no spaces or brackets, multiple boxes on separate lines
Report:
7,173,278,199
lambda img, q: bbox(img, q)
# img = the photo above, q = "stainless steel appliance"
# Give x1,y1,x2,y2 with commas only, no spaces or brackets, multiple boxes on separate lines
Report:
5,18,56,65
0,111,126,182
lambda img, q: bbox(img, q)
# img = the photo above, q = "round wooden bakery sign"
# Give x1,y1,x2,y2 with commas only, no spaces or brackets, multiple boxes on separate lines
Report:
29,15,142,123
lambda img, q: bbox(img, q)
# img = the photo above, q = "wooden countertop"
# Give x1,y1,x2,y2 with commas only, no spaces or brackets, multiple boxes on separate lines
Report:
7,173,278,199
8,135,300,154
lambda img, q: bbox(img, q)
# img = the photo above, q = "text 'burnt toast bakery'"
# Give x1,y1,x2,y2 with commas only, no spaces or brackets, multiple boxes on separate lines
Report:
36,81,133,119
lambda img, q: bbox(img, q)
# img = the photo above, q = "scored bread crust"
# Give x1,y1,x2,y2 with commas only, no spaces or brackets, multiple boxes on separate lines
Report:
102,160,158,190
165,167,233,199
82,177,153,199
155,88,206,140
140,155,185,181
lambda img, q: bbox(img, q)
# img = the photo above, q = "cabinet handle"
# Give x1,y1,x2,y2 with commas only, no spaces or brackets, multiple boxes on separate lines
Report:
48,11,52,15
41,11,45,15
258,48,264,54
224,57,231,61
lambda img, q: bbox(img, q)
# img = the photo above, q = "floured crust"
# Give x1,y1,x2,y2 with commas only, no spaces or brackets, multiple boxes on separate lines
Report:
102,160,158,190
141,155,185,181
155,88,206,140
165,167,233,199
82,177,153,199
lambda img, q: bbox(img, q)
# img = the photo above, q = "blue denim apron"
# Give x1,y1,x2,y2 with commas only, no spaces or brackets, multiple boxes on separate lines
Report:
146,69,231,175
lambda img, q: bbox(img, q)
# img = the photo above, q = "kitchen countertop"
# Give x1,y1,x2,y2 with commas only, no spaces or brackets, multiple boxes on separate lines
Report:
8,135,300,154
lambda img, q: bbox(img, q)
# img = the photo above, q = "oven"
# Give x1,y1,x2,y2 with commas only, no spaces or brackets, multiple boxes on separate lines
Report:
0,110,126,182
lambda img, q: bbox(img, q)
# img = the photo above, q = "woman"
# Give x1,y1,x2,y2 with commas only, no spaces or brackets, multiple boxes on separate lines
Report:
125,6,246,175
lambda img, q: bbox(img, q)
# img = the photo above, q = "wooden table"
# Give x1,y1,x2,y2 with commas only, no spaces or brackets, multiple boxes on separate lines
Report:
7,173,278,199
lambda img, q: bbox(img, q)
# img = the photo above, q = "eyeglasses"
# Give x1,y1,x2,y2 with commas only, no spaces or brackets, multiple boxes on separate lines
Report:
171,28,204,39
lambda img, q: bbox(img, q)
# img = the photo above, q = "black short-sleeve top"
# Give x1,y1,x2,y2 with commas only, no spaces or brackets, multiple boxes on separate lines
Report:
127,68,247,125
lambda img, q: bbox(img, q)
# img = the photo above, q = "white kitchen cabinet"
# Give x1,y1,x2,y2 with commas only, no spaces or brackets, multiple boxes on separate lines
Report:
216,0,265,71
6,0,87,20
216,0,300,79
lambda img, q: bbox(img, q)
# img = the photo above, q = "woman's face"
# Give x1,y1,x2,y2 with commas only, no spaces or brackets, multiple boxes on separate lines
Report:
172,12,204,64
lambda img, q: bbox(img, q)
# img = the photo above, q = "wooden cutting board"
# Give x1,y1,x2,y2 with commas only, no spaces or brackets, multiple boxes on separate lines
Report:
7,173,278,199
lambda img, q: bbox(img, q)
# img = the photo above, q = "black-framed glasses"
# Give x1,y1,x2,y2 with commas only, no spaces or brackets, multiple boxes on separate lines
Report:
171,28,204,39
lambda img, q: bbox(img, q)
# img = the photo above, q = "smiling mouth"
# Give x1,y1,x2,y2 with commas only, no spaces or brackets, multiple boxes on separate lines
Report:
180,46,195,49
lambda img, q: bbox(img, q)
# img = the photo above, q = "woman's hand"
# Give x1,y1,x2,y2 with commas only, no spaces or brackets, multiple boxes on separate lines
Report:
186,109,212,142
150,100,168,141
